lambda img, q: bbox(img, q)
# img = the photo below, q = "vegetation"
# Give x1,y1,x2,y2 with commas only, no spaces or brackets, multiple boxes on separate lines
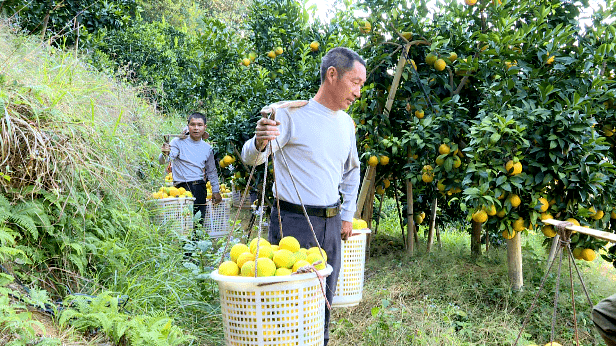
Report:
1,0,616,345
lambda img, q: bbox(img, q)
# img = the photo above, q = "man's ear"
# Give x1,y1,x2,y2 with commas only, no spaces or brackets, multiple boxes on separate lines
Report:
326,66,338,83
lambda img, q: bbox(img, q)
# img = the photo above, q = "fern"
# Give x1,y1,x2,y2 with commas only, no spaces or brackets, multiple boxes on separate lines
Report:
8,213,38,239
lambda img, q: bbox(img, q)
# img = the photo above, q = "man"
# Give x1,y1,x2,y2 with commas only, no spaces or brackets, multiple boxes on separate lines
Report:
160,112,222,224
593,294,616,346
241,47,365,345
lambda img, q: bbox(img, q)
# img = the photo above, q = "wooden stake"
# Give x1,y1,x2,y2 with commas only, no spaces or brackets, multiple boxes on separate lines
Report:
355,165,376,219
546,234,560,272
405,179,415,254
507,231,523,290
426,197,437,253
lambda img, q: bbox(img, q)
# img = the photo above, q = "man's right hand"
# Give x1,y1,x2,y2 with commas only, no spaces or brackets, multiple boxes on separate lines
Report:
161,143,170,155
255,117,281,150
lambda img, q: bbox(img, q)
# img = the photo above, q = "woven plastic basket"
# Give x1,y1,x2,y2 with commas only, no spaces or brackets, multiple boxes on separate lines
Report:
204,198,232,239
211,265,332,346
151,197,195,236
332,228,371,307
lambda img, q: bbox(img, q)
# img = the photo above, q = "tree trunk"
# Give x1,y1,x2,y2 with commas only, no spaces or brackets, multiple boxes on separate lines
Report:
471,220,482,258
41,11,51,41
485,226,490,252
374,194,384,234
507,231,523,290
405,179,415,254
426,197,437,253
393,180,406,246
363,182,376,256
436,223,441,248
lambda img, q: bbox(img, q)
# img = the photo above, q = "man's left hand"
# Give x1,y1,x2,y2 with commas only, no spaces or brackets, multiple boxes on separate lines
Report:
341,220,353,241
212,192,223,205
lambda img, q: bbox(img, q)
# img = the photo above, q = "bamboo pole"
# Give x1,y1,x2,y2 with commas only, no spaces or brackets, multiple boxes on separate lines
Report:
426,197,437,253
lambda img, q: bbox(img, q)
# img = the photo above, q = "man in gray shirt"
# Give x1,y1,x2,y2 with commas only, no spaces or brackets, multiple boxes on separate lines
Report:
160,112,222,223
241,47,365,345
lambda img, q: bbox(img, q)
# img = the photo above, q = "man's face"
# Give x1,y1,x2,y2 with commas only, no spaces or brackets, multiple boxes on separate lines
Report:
188,117,206,140
330,61,367,111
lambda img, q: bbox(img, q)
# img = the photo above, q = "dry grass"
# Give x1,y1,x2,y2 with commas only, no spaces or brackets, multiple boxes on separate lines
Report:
0,19,178,204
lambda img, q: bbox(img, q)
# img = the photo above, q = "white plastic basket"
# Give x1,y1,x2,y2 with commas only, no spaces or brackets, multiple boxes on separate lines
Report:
204,198,232,239
211,265,332,346
332,228,371,307
150,197,195,236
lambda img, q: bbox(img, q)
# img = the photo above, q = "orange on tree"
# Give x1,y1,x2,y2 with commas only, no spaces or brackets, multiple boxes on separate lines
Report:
309,41,319,52
422,172,434,183
581,249,596,262
453,156,462,168
383,178,391,188
434,59,447,71
505,160,522,175
267,50,276,59
379,155,390,165
537,197,549,212
542,225,556,237
508,194,521,208
241,58,251,66
484,204,497,216
496,209,506,218
546,54,555,65
368,155,379,166
612,209,616,219
275,46,284,55
502,230,516,239
572,247,584,260
436,156,445,166
425,53,437,66
375,185,385,195
472,209,488,223
415,110,425,119
513,217,525,232
465,0,477,5
438,143,451,155
449,52,458,62
401,31,413,40
540,212,552,220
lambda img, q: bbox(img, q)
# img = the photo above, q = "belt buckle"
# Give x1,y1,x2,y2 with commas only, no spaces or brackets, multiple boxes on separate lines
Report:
326,206,339,218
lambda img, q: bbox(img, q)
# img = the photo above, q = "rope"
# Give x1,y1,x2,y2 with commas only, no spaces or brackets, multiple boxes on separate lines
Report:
513,219,597,346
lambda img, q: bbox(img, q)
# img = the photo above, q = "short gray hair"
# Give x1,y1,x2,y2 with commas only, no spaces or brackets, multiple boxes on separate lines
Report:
320,47,366,84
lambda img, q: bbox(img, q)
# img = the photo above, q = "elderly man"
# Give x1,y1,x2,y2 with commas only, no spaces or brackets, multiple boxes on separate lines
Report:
242,47,365,345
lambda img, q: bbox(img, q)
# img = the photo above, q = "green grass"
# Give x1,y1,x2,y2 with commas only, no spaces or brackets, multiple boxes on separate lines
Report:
329,198,616,346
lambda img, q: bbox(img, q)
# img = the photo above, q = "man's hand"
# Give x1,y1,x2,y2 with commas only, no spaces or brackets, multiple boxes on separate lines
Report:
255,117,281,150
161,143,170,155
341,220,353,241
212,192,223,205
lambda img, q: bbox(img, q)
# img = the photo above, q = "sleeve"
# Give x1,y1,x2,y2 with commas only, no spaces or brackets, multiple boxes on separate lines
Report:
241,110,293,166
205,148,220,193
339,120,361,222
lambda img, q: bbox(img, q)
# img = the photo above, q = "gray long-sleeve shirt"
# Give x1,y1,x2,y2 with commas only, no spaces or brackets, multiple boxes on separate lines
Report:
158,137,220,193
241,99,360,222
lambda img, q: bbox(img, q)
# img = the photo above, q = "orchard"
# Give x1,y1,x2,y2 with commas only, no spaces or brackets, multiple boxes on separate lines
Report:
189,0,616,290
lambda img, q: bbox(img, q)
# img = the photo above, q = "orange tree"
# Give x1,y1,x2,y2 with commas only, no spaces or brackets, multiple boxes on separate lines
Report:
347,0,616,266
196,0,360,195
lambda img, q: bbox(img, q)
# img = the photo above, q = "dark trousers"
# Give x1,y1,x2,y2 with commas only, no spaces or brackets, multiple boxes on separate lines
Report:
175,181,207,224
269,206,341,346
593,294,616,346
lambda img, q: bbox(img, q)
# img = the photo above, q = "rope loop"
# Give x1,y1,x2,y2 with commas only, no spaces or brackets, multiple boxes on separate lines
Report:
555,221,574,243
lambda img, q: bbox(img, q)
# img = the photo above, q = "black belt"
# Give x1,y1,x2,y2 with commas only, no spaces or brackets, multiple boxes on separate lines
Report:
176,180,205,186
277,200,340,218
